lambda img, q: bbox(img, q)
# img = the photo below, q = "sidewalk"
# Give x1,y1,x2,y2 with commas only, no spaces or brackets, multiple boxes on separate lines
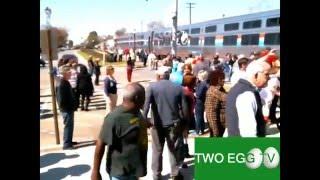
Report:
41,51,160,152
40,137,195,180
40,50,279,179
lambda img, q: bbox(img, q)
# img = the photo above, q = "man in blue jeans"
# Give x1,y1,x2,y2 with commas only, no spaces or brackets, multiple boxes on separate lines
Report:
56,65,78,150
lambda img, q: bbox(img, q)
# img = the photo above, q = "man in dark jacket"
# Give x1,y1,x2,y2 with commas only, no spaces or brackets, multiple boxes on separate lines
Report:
143,66,189,180
225,60,271,137
56,65,77,150
77,66,94,111
94,59,101,85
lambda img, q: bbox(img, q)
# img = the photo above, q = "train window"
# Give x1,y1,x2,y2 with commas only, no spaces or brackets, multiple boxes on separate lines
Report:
266,17,280,27
264,33,280,45
241,34,259,45
159,40,164,46
223,35,237,45
183,29,189,33
137,35,144,39
224,23,239,31
191,28,200,34
155,33,159,37
243,20,261,29
137,42,144,46
153,40,159,45
205,25,217,33
204,36,215,46
164,37,171,46
190,37,199,45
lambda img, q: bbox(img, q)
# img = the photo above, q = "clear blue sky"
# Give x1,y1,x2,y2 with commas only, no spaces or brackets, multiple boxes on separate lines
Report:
40,0,279,44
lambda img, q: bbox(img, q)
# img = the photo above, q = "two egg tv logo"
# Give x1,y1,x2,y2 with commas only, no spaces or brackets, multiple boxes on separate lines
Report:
195,147,279,169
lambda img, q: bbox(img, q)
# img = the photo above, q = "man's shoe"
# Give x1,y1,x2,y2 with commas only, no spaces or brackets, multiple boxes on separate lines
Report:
182,163,188,168
172,172,184,180
72,142,78,145
152,175,161,180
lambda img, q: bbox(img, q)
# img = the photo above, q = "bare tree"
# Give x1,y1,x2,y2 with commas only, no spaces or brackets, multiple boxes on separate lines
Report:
105,35,114,40
51,27,69,47
147,21,165,31
115,28,127,36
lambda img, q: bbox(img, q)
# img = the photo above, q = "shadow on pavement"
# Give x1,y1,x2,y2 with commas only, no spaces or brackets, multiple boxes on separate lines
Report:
181,165,194,180
92,94,103,97
40,113,54,120
74,140,96,149
160,162,194,180
40,109,51,114
40,164,90,180
89,100,106,104
266,126,280,135
134,80,151,83
40,94,52,98
90,103,106,107
161,173,171,180
95,106,107,110
40,153,79,168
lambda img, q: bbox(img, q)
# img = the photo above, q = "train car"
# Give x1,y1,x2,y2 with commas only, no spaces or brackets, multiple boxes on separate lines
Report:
115,9,280,58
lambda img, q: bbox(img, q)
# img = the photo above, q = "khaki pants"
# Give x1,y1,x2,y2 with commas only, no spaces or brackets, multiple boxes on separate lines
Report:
105,93,118,114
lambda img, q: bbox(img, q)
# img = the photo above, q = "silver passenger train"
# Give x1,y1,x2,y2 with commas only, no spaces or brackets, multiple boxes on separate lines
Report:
115,9,280,58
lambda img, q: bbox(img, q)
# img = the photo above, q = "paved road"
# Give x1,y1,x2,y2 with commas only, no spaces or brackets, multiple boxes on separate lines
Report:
40,50,159,150
40,138,195,180
40,50,279,180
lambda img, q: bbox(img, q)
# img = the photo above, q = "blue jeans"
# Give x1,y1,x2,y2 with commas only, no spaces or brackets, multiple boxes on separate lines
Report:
195,103,205,134
110,175,137,180
61,111,74,148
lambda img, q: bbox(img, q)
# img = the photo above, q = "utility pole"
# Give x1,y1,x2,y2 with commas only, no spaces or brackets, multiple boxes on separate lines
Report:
133,29,136,53
186,2,195,25
141,21,143,32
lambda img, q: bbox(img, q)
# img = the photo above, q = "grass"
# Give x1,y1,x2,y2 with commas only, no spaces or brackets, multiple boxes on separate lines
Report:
77,49,127,67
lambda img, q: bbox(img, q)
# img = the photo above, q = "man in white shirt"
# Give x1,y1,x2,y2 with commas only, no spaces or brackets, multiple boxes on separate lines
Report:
260,76,280,121
230,57,249,87
185,53,194,64
147,51,157,70
225,60,271,137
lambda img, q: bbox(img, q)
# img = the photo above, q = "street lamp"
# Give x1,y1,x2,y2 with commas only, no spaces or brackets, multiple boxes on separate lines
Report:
171,0,178,56
145,0,178,56
45,7,52,27
43,6,60,145
133,29,136,53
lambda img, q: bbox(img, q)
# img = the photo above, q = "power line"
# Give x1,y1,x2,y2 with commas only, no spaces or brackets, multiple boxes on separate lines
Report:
186,2,196,25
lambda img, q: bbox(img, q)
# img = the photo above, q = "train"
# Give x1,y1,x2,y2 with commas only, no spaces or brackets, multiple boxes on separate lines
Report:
114,9,280,58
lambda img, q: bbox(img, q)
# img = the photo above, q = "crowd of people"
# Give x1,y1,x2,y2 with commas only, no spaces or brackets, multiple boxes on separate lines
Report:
90,47,280,180
51,47,280,179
